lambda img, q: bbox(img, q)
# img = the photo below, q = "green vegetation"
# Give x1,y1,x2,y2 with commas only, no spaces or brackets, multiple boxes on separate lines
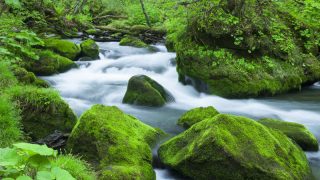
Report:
123,75,171,107
159,114,313,179
177,106,219,128
0,95,22,148
6,86,77,140
1,0,320,179
259,118,319,151
67,105,161,179
0,142,95,179
167,0,320,97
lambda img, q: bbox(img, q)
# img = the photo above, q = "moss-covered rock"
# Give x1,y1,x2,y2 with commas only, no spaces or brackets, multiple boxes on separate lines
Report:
44,38,81,60
259,118,319,151
80,39,99,59
119,36,148,48
26,50,76,76
12,67,49,87
172,0,320,98
7,86,77,140
159,114,313,180
67,105,161,180
123,75,172,107
177,106,219,128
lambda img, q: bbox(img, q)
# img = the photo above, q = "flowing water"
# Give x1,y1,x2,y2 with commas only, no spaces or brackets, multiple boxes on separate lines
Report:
43,41,320,180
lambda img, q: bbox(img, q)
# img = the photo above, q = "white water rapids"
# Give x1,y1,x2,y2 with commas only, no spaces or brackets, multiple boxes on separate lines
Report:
43,41,320,180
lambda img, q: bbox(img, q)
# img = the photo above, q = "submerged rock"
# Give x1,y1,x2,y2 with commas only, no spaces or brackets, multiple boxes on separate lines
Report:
27,50,76,76
119,36,148,48
123,75,173,107
44,38,81,60
67,105,161,180
7,86,77,140
80,39,99,60
177,106,219,128
259,118,319,151
159,114,312,180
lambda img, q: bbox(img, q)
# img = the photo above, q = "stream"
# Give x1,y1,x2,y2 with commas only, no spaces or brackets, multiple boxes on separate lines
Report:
42,41,320,180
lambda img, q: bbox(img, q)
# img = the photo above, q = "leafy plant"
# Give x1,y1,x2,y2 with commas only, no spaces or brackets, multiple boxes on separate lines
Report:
0,143,75,180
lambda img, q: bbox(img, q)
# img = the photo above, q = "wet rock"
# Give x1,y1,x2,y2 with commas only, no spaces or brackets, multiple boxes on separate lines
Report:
67,105,162,179
159,114,313,180
35,130,69,150
259,118,319,151
123,75,174,107
80,39,99,60
177,106,219,128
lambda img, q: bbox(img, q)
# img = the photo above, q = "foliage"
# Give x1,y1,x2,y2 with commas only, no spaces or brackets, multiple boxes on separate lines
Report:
0,143,75,179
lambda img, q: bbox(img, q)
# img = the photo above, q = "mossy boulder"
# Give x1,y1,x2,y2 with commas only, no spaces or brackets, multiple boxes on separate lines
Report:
7,86,77,140
12,67,49,87
44,38,81,60
177,106,219,128
159,114,312,180
119,36,148,48
27,50,76,76
259,118,319,151
173,0,320,98
67,105,161,180
80,39,100,60
123,75,173,107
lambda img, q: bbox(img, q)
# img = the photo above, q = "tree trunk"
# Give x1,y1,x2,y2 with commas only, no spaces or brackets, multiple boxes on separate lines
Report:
139,0,151,27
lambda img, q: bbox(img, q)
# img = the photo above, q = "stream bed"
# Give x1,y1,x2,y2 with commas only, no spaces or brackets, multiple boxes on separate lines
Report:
42,41,320,180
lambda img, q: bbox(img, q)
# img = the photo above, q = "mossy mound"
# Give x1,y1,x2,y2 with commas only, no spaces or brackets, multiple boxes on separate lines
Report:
159,114,312,180
259,118,319,151
123,75,172,107
12,67,49,87
80,39,100,60
53,155,97,180
44,38,81,60
7,86,77,140
26,50,76,76
119,36,148,48
67,105,161,180
177,106,219,128
172,0,320,98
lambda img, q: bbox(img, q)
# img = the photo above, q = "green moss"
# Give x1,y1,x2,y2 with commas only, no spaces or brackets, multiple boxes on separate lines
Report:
6,86,77,140
0,62,18,90
26,50,76,76
11,67,49,87
52,155,97,180
80,39,99,59
259,118,319,151
177,106,219,128
172,0,320,98
0,94,22,147
119,36,148,48
159,114,312,180
44,38,81,60
123,75,170,107
67,105,161,180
